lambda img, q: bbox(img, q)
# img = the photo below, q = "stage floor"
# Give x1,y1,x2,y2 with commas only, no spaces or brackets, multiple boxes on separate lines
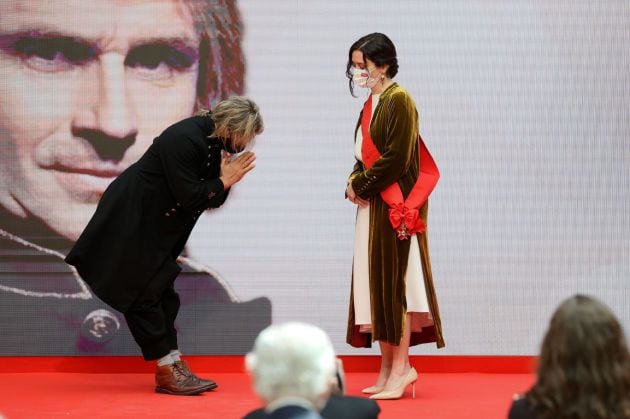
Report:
0,371,534,418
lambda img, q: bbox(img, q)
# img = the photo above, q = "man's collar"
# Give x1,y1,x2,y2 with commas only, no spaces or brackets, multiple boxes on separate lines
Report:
265,396,316,414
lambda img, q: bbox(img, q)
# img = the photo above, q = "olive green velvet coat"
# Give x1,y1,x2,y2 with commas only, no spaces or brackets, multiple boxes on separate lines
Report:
347,83,445,348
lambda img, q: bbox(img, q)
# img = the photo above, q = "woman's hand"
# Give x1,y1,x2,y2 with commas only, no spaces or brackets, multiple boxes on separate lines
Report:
220,151,256,189
346,182,369,207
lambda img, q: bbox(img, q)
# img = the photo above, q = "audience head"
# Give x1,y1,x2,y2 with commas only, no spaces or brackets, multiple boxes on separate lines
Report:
526,294,630,419
246,322,337,410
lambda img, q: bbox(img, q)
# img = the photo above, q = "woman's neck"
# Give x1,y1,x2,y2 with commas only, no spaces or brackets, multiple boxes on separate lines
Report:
370,78,394,95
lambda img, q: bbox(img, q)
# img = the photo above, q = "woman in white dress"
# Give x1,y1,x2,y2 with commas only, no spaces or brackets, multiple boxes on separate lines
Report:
344,33,445,400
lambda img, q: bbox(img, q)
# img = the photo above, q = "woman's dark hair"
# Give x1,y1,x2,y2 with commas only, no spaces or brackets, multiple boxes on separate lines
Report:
525,294,630,419
346,33,398,97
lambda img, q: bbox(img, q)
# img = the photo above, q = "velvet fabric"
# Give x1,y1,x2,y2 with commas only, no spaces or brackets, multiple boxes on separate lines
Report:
346,83,445,348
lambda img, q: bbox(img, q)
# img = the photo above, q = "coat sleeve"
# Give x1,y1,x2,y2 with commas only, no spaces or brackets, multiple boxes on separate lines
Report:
349,160,363,181
157,135,224,212
207,187,231,208
351,91,417,199
345,160,363,198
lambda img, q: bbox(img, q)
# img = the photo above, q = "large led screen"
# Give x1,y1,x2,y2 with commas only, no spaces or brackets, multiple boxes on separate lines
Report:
1,1,628,355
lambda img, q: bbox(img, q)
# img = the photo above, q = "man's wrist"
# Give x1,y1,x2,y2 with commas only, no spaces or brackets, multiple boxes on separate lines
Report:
219,176,229,190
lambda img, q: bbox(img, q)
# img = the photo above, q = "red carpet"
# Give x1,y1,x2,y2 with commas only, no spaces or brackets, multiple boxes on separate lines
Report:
0,356,534,419
0,357,535,418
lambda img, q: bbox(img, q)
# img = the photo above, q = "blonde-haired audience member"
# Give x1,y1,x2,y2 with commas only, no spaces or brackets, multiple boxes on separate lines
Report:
246,322,336,419
244,322,380,419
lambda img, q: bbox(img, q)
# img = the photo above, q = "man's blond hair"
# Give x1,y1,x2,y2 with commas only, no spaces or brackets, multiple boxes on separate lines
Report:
198,96,264,148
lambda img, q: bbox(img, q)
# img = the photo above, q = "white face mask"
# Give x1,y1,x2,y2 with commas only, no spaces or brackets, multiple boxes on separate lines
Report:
352,66,379,89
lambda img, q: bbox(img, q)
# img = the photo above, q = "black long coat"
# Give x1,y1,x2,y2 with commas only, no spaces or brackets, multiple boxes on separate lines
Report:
66,115,229,313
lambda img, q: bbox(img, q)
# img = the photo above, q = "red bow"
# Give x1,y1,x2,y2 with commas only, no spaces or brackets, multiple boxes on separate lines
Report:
388,204,426,240
360,94,438,240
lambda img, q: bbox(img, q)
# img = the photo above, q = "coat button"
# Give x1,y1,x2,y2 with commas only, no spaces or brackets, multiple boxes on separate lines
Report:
206,162,210,166
200,177,205,181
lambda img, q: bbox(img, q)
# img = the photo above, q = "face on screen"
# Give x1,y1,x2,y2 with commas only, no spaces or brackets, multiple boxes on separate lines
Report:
0,0,200,240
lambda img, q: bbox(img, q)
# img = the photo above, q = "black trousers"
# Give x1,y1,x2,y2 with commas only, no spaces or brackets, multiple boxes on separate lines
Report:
124,257,182,361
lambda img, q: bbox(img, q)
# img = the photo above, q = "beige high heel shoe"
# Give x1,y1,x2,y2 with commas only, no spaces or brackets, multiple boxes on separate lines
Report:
361,385,385,394
362,369,390,394
370,367,418,400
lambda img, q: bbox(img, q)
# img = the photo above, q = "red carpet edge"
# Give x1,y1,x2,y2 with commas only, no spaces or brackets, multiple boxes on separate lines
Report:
2,355,536,374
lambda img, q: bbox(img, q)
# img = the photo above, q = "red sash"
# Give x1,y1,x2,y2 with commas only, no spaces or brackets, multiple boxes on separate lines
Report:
360,95,439,239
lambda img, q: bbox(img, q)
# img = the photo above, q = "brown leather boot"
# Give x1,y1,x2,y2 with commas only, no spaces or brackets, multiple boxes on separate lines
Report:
155,363,215,395
174,360,218,392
